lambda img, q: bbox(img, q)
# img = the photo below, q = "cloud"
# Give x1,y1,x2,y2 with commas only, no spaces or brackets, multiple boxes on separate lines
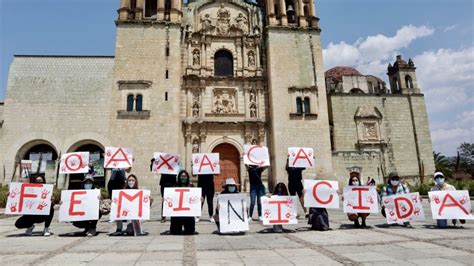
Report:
415,47,474,155
323,24,434,77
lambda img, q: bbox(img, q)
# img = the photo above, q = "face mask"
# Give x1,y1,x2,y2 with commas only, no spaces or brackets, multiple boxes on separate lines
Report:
84,184,93,190
435,178,445,186
128,181,135,188
390,180,400,186
180,176,188,183
351,181,359,186
228,186,236,193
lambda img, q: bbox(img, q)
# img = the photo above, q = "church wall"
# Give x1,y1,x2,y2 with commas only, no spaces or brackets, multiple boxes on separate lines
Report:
330,94,434,183
0,56,114,183
110,24,184,191
266,28,333,188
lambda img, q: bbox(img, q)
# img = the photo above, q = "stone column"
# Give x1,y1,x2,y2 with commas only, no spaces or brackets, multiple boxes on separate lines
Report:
279,0,287,26
118,0,130,20
136,0,145,20
309,0,316,27
170,0,181,22
298,0,307,27
158,0,165,20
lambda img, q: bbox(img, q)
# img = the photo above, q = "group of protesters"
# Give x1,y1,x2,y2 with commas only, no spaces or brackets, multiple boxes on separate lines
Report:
11,155,466,237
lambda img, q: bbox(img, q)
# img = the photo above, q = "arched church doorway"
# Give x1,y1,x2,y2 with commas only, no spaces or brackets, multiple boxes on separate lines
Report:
67,142,105,189
212,143,241,191
16,141,58,183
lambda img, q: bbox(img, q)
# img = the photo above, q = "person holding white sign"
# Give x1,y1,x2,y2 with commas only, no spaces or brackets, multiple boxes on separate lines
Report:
286,158,307,215
169,170,197,235
430,172,465,228
381,172,412,228
346,171,370,228
70,175,102,236
122,174,152,236
214,177,243,233
13,176,54,236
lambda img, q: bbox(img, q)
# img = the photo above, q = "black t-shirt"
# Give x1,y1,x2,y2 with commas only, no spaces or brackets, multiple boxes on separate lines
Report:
160,174,176,187
197,174,214,187
248,165,264,185
286,167,304,184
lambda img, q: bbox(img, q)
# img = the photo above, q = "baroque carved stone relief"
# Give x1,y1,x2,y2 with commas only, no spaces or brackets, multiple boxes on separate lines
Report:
198,4,250,36
213,88,237,114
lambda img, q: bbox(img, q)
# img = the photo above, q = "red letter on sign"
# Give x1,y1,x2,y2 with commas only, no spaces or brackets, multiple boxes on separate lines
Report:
19,183,42,212
69,191,86,216
438,193,469,216
394,197,413,219
247,146,264,165
352,187,370,210
198,155,215,172
292,148,313,167
117,190,143,218
157,155,175,171
269,200,289,224
65,153,83,172
312,181,333,205
106,148,131,168
173,189,191,211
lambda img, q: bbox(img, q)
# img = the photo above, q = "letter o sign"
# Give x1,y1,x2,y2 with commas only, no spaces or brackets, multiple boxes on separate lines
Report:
65,154,83,172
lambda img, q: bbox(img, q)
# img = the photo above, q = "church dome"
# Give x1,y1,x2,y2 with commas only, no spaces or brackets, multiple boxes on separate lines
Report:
325,66,362,82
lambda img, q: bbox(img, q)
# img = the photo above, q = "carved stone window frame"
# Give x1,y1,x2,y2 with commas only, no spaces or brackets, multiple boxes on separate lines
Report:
354,106,384,145
288,86,318,119
117,80,152,119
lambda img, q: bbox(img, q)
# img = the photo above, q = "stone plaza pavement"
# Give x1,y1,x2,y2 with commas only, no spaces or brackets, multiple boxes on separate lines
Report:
0,199,473,266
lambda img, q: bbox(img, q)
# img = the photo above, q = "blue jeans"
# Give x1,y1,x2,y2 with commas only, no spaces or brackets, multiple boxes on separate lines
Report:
249,184,265,217
436,219,448,228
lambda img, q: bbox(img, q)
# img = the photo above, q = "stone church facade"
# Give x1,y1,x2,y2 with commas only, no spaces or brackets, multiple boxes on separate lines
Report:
0,0,435,192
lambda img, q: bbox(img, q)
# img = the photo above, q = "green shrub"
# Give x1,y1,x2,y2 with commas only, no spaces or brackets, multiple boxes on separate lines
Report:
407,183,432,196
0,185,9,208
451,180,474,196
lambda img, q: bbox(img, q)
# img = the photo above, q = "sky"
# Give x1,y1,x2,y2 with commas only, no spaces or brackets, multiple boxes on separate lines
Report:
0,0,473,156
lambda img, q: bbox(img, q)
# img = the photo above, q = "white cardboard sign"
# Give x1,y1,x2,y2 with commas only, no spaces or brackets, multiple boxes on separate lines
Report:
110,189,151,220
428,190,474,220
192,153,220,175
104,147,133,169
343,186,379,213
59,189,100,222
261,196,298,225
5,182,53,215
218,193,249,233
243,145,270,166
304,180,340,209
382,192,425,224
163,187,202,217
59,152,89,174
152,152,180,175
288,147,315,168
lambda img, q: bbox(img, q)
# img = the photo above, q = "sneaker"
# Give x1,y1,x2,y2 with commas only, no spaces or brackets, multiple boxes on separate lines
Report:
110,230,123,236
258,216,263,222
195,217,200,223
25,225,35,236
209,217,215,223
43,228,51,237
87,229,96,237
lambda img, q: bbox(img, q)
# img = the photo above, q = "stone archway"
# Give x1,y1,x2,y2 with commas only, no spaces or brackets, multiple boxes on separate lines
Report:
212,143,240,191
15,140,59,183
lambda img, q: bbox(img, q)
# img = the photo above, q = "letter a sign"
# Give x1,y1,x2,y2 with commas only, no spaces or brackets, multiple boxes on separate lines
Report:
192,153,220,175
59,152,89,174
104,147,133,169
288,147,315,168
428,190,474,220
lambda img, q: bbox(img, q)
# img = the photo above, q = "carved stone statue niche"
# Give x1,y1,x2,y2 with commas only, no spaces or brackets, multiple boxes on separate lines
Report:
200,14,213,32
192,139,200,153
248,51,255,67
234,12,248,33
249,90,257,118
193,50,200,66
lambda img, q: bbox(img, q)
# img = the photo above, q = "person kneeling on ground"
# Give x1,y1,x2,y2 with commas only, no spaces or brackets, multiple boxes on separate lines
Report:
346,171,369,228
430,172,465,228
170,170,196,235
214,177,241,234
123,174,152,236
14,175,54,236
272,182,289,233
381,172,413,228
71,175,101,236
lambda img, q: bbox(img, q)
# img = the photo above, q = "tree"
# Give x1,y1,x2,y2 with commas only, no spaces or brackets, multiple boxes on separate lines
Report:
433,151,453,178
457,142,474,176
